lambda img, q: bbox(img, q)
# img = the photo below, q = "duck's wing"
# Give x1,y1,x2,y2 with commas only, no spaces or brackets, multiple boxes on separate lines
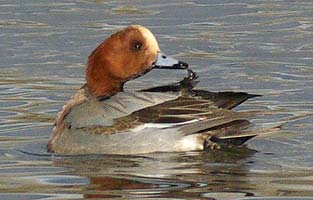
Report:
140,71,260,109
139,75,261,146
131,96,260,145
191,90,261,109
67,92,259,147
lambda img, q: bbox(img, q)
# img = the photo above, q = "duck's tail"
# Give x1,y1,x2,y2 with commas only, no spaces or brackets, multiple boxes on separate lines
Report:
202,121,281,148
208,133,258,147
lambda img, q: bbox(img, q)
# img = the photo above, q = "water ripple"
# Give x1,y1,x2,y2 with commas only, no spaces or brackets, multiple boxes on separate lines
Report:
0,0,313,199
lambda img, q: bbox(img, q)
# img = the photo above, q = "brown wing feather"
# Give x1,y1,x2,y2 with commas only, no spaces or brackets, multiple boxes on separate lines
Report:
192,90,261,109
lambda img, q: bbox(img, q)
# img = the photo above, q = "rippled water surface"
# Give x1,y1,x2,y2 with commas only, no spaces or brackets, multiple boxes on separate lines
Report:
1,0,313,199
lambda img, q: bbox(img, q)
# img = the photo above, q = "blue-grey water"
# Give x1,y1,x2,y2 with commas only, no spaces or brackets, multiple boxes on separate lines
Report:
1,0,313,199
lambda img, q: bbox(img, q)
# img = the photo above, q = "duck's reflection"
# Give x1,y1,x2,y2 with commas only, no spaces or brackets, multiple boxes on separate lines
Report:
53,147,256,199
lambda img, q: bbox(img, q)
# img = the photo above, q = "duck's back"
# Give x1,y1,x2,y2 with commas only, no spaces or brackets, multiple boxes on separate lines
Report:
65,91,178,129
48,85,260,155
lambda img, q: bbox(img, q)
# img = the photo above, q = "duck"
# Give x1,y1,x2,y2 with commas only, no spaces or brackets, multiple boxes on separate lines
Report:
47,25,261,155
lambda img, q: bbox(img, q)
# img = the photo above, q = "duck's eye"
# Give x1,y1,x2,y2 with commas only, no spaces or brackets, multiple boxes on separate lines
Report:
133,42,143,51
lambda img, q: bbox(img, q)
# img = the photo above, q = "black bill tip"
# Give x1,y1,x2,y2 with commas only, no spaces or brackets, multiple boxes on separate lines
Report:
155,61,189,69
173,61,189,69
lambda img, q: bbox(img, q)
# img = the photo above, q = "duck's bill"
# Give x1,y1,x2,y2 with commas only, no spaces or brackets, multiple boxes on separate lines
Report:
153,52,188,69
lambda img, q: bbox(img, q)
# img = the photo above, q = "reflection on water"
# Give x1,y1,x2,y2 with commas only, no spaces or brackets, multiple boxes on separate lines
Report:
1,0,313,199
53,150,255,199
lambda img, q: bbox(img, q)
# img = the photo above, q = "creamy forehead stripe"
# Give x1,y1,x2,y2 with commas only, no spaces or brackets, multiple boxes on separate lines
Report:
138,26,159,49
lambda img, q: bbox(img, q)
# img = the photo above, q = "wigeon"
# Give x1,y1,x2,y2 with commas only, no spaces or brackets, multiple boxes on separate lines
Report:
48,25,261,155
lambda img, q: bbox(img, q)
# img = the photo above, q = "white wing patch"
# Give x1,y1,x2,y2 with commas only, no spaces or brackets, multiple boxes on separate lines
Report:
131,118,205,132
175,134,204,151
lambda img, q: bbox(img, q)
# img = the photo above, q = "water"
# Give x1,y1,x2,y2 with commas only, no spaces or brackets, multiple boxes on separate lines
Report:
1,0,313,199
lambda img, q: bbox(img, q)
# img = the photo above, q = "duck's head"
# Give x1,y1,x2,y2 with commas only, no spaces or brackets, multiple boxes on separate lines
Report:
86,25,188,97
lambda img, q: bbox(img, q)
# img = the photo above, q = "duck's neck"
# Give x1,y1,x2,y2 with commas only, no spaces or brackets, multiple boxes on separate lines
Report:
86,74,122,98
86,48,123,98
